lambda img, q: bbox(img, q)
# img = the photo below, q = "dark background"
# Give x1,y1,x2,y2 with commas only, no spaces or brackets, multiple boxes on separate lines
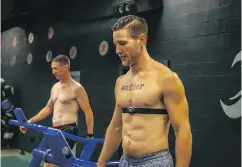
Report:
1,0,241,167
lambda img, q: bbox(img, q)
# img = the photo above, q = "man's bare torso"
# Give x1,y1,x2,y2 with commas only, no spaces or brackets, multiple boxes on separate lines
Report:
51,80,80,127
117,61,172,156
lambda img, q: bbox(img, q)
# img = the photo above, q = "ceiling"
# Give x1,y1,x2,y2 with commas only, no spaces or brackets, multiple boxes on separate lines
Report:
2,0,62,31
1,0,163,32
2,0,65,21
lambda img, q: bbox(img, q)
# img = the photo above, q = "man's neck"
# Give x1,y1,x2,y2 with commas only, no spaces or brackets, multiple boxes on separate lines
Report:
59,74,72,83
130,50,151,75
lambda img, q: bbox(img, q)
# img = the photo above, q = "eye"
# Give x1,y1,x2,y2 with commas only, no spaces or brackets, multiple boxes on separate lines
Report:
120,41,127,45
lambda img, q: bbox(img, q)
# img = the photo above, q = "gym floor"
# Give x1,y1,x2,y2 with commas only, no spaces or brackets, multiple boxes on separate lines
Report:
1,148,44,167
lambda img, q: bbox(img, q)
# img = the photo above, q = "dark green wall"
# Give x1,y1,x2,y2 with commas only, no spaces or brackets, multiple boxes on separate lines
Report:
1,20,121,159
1,0,241,166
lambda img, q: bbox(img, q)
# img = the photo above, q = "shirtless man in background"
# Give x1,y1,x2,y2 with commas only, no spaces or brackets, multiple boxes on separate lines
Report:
97,15,192,167
20,55,94,167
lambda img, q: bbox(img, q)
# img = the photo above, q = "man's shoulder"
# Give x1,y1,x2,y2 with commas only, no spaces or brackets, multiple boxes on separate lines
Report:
153,61,173,78
159,71,184,94
114,74,127,94
51,82,59,90
152,61,181,85
152,59,168,70
72,81,84,92
115,72,129,85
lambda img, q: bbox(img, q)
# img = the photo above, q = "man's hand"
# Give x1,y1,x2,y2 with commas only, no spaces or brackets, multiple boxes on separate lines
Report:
19,120,32,134
19,126,27,133
97,161,106,167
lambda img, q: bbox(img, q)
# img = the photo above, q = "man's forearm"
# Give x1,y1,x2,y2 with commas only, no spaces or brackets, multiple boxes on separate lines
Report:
175,127,192,167
29,107,51,123
84,111,94,135
98,126,122,164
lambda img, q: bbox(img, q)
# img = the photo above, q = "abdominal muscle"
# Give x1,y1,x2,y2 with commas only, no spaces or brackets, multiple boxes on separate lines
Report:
122,114,170,157
52,100,79,127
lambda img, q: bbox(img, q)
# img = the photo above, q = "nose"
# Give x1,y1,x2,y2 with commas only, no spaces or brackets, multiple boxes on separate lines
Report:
116,45,122,55
52,69,56,75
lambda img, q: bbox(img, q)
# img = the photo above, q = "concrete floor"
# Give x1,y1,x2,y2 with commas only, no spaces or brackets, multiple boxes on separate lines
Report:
1,148,31,157
1,148,34,167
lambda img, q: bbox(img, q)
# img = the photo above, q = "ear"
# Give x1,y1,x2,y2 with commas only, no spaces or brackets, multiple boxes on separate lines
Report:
64,64,69,70
139,34,147,45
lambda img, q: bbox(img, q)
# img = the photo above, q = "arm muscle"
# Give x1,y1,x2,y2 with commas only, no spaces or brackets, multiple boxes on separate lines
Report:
163,72,192,167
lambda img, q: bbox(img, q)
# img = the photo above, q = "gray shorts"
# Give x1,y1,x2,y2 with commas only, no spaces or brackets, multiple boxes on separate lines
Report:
119,149,174,167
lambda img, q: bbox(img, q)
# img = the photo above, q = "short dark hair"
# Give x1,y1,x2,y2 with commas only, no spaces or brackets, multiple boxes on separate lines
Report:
52,54,70,67
110,15,148,39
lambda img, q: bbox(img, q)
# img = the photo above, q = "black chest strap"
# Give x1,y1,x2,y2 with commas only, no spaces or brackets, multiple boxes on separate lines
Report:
122,108,168,114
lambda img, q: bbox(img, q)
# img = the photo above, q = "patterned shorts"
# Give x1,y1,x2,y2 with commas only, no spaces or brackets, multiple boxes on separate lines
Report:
119,149,174,167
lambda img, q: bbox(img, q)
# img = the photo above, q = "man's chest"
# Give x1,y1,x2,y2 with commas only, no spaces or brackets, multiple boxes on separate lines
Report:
116,77,162,107
52,86,76,104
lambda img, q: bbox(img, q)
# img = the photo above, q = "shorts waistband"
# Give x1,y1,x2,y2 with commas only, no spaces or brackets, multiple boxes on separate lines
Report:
53,122,77,129
123,148,170,163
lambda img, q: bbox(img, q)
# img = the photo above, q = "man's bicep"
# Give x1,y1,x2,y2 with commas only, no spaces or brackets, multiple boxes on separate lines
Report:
76,86,92,113
46,88,54,109
163,74,189,131
46,97,53,107
109,76,123,129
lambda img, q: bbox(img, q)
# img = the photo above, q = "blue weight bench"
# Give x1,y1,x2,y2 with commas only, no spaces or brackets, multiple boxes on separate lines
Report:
9,108,120,167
